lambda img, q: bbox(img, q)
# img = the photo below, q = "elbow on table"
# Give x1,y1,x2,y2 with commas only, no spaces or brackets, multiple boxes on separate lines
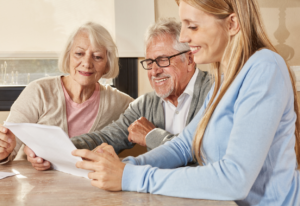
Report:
226,177,252,200
219,160,254,200
232,188,250,200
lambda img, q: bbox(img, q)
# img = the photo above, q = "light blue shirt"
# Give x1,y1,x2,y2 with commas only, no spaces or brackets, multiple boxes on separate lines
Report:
122,49,300,206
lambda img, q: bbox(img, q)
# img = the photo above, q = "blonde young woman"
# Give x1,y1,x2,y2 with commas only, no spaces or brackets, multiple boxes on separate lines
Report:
72,1,300,205
0,22,133,170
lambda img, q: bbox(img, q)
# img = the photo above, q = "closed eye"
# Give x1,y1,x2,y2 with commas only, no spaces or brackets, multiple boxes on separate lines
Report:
188,26,197,30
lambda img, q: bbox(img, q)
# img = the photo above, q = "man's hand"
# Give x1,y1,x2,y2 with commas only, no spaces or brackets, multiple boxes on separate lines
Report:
0,125,16,161
92,143,119,160
128,117,155,146
24,146,51,171
72,145,125,191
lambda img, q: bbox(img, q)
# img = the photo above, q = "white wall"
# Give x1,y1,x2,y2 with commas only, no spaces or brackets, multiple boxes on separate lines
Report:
0,0,154,58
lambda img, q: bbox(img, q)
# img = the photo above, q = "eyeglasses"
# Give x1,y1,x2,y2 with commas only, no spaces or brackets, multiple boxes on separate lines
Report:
140,50,190,70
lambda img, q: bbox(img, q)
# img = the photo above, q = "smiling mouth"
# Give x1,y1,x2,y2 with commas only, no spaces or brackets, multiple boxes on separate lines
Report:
79,71,93,76
190,46,201,54
153,77,169,83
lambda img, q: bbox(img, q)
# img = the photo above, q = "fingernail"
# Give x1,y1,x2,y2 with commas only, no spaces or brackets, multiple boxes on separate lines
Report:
7,138,12,143
44,162,49,166
30,154,34,158
97,148,103,153
37,158,42,163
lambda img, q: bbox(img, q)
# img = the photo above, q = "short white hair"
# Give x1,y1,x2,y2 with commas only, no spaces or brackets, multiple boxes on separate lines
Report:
58,22,119,79
144,18,190,59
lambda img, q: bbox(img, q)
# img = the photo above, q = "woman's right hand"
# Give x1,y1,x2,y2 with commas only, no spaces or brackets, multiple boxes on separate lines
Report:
0,125,16,161
24,145,51,171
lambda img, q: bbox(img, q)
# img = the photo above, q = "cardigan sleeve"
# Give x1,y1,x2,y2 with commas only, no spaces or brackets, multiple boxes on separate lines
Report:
0,81,43,163
71,95,144,153
121,61,291,200
145,128,178,150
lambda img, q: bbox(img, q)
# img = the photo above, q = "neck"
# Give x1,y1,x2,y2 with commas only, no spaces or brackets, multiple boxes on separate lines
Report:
62,76,96,104
164,95,179,107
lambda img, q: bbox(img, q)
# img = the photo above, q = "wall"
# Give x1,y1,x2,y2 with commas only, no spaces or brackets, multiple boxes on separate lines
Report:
0,0,154,58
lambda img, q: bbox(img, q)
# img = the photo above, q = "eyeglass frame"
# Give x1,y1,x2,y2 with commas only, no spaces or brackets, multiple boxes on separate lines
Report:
140,50,190,70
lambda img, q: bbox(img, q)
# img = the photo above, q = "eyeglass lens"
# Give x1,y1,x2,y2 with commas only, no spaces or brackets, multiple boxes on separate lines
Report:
142,57,169,69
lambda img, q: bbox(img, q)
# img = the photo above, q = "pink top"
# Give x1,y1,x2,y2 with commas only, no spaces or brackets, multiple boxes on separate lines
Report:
61,80,100,138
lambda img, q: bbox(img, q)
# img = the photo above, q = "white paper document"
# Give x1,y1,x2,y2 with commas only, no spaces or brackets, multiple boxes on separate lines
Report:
4,122,91,179
0,172,16,180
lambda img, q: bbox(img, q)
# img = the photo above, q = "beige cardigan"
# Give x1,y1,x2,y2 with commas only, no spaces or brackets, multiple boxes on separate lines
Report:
2,76,133,163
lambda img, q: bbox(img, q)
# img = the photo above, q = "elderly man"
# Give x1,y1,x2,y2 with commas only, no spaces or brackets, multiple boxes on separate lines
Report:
71,18,212,152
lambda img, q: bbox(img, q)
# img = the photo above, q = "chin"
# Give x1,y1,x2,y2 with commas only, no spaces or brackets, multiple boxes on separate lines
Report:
76,79,95,87
154,87,174,99
193,54,210,64
194,57,205,64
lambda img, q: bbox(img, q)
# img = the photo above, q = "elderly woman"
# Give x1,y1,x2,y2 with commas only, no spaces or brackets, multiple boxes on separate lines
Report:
0,22,133,170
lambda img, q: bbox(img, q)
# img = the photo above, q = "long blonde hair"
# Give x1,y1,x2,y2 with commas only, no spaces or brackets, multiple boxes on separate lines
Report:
176,0,300,168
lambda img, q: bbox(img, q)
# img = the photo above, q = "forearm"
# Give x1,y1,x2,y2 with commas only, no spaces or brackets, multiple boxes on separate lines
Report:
71,114,137,153
122,161,247,200
71,127,134,154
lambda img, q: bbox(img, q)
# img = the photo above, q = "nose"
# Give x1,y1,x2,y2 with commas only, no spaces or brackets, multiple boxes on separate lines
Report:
150,61,163,76
82,53,93,69
179,27,190,43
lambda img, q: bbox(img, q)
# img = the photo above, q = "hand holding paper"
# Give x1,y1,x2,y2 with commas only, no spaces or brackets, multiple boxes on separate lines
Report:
24,145,51,171
72,144,125,191
0,125,16,161
4,122,91,178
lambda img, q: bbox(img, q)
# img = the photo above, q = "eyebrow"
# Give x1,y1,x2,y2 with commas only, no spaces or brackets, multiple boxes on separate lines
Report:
146,54,169,59
182,19,197,24
75,46,85,50
75,46,104,53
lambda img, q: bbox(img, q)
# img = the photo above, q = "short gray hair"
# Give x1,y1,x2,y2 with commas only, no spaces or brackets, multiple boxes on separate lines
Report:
58,22,119,79
144,18,190,57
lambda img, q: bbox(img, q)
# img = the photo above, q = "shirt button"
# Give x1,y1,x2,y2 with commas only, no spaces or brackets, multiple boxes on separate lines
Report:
175,111,179,114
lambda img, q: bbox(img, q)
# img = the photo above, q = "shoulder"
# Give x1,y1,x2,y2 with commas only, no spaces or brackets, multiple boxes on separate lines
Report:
20,76,61,97
135,91,158,103
244,49,286,72
25,76,61,91
196,69,212,85
237,49,291,96
194,69,213,93
241,49,289,83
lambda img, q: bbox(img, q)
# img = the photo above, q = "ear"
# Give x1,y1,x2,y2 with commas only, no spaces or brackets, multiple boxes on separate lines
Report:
187,51,194,65
227,13,240,36
187,51,195,72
